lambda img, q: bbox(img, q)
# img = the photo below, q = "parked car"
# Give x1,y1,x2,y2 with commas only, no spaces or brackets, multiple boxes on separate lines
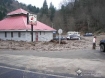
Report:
67,34,80,40
83,33,94,36
67,31,80,37
99,39,105,52
53,36,66,40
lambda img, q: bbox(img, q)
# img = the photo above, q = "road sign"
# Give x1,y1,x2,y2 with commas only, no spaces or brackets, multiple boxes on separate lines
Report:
27,13,37,42
58,29,63,44
27,13,37,25
58,29,63,34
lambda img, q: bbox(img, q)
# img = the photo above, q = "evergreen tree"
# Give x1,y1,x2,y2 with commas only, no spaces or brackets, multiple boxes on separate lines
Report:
27,4,39,14
0,0,13,20
49,2,55,22
42,0,48,15
0,7,6,20
0,0,12,6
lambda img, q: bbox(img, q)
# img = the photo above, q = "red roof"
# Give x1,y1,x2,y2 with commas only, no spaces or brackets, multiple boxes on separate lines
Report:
0,9,56,31
7,8,28,16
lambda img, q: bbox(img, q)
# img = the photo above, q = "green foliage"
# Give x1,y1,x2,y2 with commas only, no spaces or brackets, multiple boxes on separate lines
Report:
0,0,13,20
27,4,39,14
39,0,56,26
70,0,105,32
0,3,8,20
41,0,48,15
49,2,55,22
0,0,12,6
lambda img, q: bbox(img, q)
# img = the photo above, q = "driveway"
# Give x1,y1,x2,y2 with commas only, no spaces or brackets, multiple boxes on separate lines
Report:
0,49,105,78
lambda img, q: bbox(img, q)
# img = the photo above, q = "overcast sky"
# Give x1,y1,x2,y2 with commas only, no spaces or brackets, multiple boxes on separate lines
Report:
17,0,64,9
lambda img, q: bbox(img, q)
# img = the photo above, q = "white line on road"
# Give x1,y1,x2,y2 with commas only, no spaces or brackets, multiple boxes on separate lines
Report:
0,65,74,78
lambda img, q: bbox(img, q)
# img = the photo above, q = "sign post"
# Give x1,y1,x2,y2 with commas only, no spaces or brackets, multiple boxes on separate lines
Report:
27,13,37,42
58,29,63,44
31,24,33,42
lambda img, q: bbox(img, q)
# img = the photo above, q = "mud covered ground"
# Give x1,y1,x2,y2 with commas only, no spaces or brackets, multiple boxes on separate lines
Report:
0,34,105,51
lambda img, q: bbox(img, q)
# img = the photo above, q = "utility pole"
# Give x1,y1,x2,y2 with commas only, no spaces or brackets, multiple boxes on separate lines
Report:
31,24,33,42
27,13,37,42
52,22,53,28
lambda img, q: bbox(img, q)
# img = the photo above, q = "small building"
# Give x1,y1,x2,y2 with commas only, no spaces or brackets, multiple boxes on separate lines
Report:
0,8,56,42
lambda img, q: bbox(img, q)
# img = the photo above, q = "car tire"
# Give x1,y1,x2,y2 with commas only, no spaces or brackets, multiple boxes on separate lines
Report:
70,37,71,40
100,44,105,52
67,38,69,40
78,38,80,40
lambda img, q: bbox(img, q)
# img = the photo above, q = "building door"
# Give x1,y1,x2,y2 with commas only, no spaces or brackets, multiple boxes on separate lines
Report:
36,32,38,41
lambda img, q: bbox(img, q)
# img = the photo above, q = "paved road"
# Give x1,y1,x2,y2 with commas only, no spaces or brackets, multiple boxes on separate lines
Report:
0,64,103,78
0,49,105,78
0,49,105,59
0,66,74,78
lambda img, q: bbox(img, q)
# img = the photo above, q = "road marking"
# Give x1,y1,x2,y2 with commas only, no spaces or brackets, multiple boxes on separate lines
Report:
0,65,73,78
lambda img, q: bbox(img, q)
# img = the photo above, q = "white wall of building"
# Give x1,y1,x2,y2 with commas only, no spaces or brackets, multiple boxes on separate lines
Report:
25,32,31,42
37,31,53,41
0,32,5,40
0,31,27,41
0,31,53,42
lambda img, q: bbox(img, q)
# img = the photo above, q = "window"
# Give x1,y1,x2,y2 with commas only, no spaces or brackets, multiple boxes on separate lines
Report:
18,32,21,37
11,32,13,37
40,31,41,35
5,32,7,37
44,31,45,35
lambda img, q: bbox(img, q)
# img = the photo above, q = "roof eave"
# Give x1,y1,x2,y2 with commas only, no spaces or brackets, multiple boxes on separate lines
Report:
0,29,56,32
7,13,27,16
0,30,27,31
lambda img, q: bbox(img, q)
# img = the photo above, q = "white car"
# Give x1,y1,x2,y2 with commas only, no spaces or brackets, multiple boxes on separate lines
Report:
67,35,80,40
67,31,80,37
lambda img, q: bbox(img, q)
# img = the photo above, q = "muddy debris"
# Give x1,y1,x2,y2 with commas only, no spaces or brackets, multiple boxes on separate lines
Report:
0,35,105,51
